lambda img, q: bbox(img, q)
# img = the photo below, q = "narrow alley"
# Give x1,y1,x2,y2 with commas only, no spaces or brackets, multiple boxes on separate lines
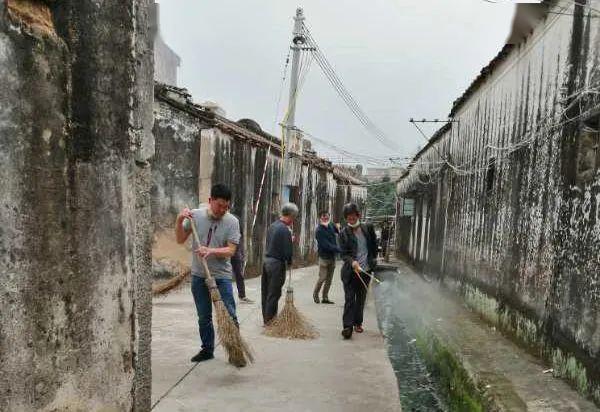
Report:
1,1,600,411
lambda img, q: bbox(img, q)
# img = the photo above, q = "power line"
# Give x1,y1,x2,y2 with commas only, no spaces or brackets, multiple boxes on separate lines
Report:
302,23,401,153
272,49,292,131
299,128,392,166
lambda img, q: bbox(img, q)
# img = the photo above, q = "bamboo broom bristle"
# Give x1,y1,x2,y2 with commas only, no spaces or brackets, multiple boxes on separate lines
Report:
264,289,318,340
152,268,191,296
209,287,254,367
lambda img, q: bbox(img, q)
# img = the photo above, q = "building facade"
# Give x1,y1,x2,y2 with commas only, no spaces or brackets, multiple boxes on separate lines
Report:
153,84,366,276
396,1,600,404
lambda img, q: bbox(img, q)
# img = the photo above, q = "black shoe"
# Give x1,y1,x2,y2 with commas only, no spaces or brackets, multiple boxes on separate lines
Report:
341,327,353,340
191,349,214,363
313,293,320,304
321,299,335,304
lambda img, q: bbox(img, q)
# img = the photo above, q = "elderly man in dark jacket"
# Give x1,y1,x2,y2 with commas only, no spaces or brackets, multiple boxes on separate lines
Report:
261,202,299,325
338,203,378,340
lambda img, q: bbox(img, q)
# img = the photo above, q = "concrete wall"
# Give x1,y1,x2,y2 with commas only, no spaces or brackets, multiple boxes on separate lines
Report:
152,3,180,86
152,94,208,229
153,86,367,276
0,1,154,410
154,34,179,86
396,2,600,404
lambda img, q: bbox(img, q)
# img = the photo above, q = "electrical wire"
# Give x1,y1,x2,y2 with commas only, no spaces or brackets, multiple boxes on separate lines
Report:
302,23,401,153
272,49,292,131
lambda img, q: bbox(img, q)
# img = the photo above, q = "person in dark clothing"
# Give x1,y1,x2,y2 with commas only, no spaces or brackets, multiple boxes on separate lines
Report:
380,223,390,258
313,210,340,304
231,226,253,304
339,203,379,340
261,202,299,325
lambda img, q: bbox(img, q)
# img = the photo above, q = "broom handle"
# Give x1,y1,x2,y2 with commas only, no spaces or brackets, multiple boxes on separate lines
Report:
354,269,369,291
359,268,381,284
186,214,214,281
288,263,292,287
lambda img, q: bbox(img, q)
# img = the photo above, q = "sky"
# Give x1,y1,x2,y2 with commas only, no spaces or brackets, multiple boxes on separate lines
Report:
156,0,516,167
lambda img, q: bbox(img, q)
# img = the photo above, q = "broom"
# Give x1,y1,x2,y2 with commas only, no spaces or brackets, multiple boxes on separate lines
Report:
264,263,318,340
358,268,381,284
152,267,190,296
186,213,254,368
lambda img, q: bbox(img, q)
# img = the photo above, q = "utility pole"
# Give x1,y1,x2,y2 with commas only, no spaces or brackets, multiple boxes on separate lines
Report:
281,7,305,204
286,7,305,135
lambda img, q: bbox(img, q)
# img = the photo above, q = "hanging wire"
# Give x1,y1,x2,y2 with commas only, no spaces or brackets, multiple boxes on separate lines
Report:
301,23,401,153
272,49,292,131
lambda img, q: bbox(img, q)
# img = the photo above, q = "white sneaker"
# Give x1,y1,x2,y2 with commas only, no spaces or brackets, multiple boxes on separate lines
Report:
239,297,254,304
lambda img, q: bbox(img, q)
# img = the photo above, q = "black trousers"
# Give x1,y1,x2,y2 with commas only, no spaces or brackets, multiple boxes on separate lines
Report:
341,266,371,329
231,257,246,299
261,258,286,324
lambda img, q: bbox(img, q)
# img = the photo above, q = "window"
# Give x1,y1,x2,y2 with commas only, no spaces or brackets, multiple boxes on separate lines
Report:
486,157,496,195
401,198,415,217
576,116,600,184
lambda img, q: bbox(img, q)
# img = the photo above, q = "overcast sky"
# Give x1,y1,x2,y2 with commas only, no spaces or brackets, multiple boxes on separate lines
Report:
156,0,516,167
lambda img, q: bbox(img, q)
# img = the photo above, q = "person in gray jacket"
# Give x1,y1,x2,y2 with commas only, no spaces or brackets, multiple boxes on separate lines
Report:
261,203,299,325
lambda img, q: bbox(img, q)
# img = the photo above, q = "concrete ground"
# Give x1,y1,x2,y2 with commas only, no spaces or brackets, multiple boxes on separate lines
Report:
151,263,401,412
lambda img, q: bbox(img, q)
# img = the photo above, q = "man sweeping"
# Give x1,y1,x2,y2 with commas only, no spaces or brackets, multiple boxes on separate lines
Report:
339,203,379,340
313,210,340,304
175,184,242,363
261,202,299,325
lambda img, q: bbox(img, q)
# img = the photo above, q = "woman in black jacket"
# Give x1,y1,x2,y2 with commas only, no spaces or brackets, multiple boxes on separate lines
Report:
338,203,379,340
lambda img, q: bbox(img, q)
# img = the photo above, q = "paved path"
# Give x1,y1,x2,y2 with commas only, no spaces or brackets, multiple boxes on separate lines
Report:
151,263,401,412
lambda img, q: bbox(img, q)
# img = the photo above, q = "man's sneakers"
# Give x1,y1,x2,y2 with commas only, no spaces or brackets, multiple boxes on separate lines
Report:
191,349,246,368
354,325,364,333
191,349,214,363
321,299,335,304
341,327,353,340
239,296,254,304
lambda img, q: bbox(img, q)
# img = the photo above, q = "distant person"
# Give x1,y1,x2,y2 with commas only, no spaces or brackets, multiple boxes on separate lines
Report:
175,184,241,364
231,225,254,304
380,223,390,258
339,203,378,340
262,203,299,325
313,210,340,304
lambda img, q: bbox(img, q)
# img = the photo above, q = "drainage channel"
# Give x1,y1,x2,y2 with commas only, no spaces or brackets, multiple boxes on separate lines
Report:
373,267,446,412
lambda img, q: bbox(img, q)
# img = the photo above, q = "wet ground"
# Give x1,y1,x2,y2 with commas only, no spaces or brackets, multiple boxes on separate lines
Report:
371,261,599,412
374,267,445,411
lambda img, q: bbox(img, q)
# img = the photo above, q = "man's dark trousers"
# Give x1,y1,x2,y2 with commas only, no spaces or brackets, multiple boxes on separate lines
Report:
261,258,287,324
341,268,371,328
231,256,246,299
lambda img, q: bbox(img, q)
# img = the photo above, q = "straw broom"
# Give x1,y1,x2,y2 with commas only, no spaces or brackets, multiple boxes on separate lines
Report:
152,267,190,296
187,214,254,368
264,263,318,340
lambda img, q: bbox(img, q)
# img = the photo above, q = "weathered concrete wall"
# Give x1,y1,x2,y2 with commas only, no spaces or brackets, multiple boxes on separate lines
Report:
0,1,154,410
152,88,210,229
198,126,282,275
200,130,369,274
396,2,600,404
152,3,179,86
153,86,367,276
